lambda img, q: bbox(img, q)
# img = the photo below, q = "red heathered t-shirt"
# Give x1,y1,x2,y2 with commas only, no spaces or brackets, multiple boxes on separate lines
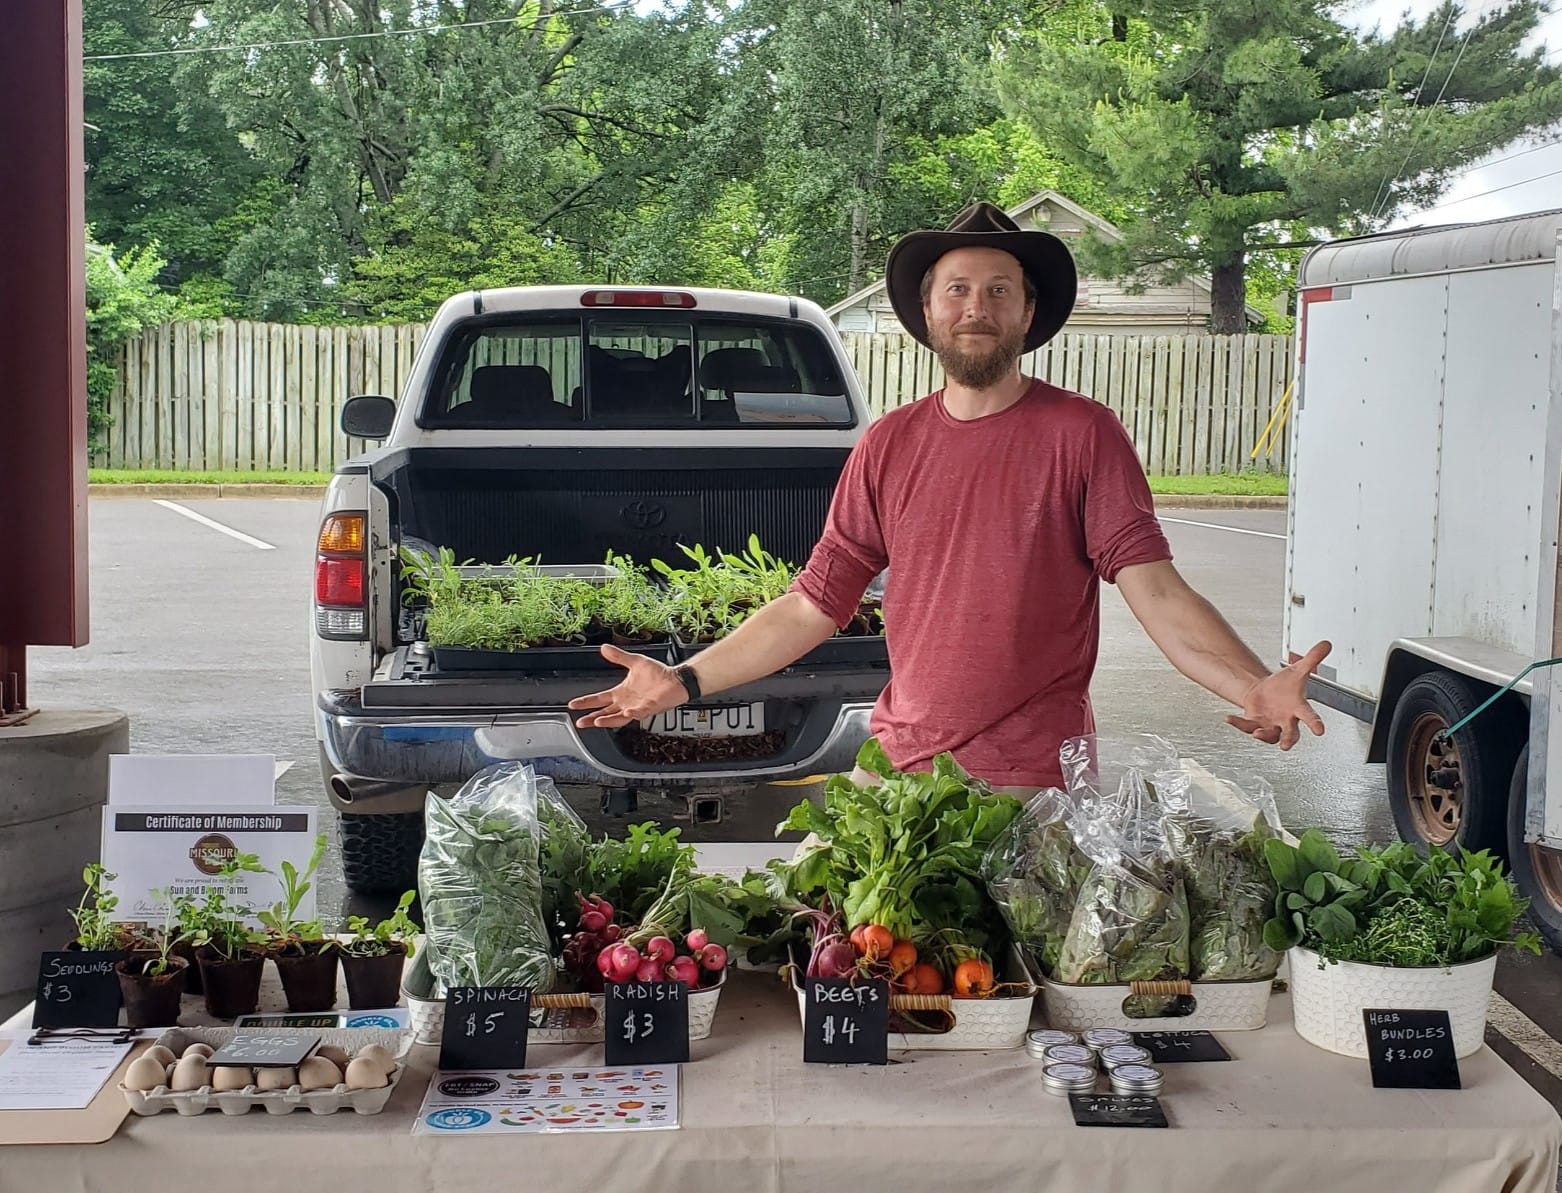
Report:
791,378,1172,788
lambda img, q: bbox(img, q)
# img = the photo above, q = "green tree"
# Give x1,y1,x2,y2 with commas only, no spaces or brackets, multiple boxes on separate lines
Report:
86,234,179,450
995,0,1562,330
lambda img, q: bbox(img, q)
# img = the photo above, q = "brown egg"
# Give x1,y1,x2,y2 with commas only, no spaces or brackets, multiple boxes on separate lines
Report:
256,1067,297,1091
170,1056,209,1091
315,1045,350,1069
142,1045,177,1068
211,1065,252,1092
298,1056,343,1090
344,1057,388,1090
125,1054,168,1092
351,1043,396,1075
182,1043,214,1060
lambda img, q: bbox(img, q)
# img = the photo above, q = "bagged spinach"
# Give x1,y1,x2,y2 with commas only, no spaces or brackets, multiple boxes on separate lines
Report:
419,763,556,994
984,788,1093,977
1053,735,1191,986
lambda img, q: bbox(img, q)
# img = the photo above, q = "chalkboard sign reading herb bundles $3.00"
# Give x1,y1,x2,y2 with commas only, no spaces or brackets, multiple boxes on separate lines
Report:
1362,1009,1460,1090
803,977,888,1065
604,981,689,1066
439,988,532,1071
32,951,123,1029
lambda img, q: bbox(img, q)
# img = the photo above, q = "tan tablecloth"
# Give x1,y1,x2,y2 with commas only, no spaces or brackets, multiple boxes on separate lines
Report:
2,971,1558,1193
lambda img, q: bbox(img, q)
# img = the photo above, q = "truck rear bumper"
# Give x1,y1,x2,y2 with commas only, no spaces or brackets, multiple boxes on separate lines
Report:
317,690,874,795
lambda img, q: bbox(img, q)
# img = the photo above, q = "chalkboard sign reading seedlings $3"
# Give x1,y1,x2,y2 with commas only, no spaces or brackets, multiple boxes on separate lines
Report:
33,951,123,1028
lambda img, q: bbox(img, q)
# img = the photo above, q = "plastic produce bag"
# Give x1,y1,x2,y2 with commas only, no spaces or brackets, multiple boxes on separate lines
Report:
1054,736,1191,986
1160,764,1282,981
419,763,556,995
984,789,1092,977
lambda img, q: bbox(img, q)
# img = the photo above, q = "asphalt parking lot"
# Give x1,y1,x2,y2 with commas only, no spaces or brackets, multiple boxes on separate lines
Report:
16,495,1562,1130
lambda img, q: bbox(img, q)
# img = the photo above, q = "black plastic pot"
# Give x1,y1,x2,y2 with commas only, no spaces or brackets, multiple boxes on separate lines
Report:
115,956,189,1028
272,943,340,1012
195,946,265,1019
171,938,203,995
796,633,889,667
341,944,408,1010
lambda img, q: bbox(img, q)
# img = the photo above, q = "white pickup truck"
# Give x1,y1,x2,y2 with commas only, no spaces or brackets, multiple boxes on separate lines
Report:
1286,209,1562,950
309,285,888,892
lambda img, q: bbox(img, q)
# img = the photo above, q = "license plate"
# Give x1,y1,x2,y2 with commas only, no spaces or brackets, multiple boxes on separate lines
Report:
640,703,765,738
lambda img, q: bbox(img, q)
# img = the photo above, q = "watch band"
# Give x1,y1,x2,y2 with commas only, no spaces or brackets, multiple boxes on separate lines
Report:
673,663,702,702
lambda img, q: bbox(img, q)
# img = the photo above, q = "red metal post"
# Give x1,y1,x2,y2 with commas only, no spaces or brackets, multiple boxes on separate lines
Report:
0,0,90,713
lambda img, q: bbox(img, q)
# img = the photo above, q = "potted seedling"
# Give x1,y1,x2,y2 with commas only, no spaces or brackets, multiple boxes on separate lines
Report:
115,891,189,1028
260,833,339,1012
1265,830,1540,1058
67,863,136,954
182,853,270,1019
341,891,420,1009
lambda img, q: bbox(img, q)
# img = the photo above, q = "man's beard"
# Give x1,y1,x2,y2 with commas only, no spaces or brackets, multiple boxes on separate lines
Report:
927,321,1027,389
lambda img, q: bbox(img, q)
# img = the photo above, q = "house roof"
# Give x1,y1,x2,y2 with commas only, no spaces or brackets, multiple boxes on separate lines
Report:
826,190,1268,326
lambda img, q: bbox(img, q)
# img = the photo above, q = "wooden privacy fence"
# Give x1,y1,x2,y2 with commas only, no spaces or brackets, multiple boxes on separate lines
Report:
100,320,1292,474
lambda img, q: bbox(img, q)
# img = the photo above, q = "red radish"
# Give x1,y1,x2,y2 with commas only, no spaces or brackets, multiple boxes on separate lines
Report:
684,929,709,953
602,923,623,942
596,947,617,978
591,895,614,921
580,909,607,933
635,958,662,983
605,943,641,983
698,944,728,972
668,956,700,988
647,936,675,963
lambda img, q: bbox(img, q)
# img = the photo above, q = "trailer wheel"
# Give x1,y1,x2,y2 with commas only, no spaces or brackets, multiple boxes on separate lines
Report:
1386,671,1523,855
1507,752,1562,955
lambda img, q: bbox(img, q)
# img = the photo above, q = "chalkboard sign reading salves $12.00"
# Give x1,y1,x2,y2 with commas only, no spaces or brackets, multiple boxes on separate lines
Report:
32,951,123,1028
803,977,888,1065
439,987,532,1071
1362,1009,1460,1090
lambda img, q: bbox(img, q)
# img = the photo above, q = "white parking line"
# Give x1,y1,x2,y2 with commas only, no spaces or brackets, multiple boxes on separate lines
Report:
1158,515,1287,541
1488,991,1562,1083
153,500,276,550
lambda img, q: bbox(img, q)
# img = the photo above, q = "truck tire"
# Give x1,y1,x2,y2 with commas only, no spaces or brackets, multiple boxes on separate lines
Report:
339,811,424,896
1385,671,1524,855
1507,752,1562,955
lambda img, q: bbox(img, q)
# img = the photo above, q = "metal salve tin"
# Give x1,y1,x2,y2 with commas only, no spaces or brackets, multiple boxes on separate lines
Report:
1042,1063,1098,1097
1041,1043,1098,1068
1025,1029,1078,1059
1099,1044,1153,1071
1109,1063,1165,1095
1082,1028,1135,1051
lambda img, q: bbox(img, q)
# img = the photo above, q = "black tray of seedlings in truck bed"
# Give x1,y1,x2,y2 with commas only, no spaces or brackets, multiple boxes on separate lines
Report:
431,638,675,674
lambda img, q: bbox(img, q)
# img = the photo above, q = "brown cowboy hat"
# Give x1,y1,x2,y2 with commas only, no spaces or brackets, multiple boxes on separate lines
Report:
884,200,1077,354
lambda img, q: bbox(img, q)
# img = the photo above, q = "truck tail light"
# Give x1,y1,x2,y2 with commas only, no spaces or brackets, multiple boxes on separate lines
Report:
315,512,367,639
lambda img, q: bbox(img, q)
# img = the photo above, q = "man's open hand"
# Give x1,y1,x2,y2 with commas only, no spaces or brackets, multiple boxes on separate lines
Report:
1226,640,1332,750
567,644,688,729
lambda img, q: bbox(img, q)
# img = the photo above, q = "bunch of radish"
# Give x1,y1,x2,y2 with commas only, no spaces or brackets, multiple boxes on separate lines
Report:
560,893,726,992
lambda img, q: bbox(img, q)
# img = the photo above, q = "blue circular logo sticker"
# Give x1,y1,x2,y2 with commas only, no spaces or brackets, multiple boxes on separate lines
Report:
344,1014,401,1029
426,1108,492,1131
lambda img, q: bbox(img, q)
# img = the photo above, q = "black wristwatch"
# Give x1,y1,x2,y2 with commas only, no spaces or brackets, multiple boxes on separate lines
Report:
672,663,702,702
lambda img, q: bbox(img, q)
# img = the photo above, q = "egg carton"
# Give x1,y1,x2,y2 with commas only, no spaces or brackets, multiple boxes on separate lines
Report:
120,1026,412,1116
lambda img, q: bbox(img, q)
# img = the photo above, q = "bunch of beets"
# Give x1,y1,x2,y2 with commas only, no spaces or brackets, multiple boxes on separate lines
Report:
561,893,727,993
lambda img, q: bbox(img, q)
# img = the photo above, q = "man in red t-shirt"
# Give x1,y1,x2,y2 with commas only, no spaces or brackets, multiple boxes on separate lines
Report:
571,202,1330,789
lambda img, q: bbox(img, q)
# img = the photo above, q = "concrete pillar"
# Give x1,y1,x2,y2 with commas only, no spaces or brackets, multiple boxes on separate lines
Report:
0,709,128,1001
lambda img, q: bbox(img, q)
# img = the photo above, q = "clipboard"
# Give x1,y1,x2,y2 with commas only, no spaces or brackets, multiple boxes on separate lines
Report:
0,1037,146,1146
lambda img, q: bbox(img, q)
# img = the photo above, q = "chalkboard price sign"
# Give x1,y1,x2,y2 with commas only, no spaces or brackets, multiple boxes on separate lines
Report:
1070,1093,1169,1128
32,951,123,1029
604,981,689,1066
1363,1009,1460,1090
209,1031,322,1069
803,977,888,1065
439,987,532,1071
1131,1030,1231,1063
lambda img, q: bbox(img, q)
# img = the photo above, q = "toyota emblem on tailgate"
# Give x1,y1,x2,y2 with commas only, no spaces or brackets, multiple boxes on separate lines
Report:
622,501,666,530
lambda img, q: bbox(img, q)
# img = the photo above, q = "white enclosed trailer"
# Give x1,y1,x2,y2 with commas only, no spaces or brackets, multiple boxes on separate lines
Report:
1286,209,1562,950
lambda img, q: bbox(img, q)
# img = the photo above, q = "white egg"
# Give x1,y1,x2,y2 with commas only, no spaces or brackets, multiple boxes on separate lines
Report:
344,1057,388,1089
125,1054,168,1092
256,1067,296,1091
211,1065,252,1091
315,1044,350,1069
142,1045,177,1068
181,1043,214,1060
170,1056,209,1091
351,1043,396,1075
298,1056,343,1091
